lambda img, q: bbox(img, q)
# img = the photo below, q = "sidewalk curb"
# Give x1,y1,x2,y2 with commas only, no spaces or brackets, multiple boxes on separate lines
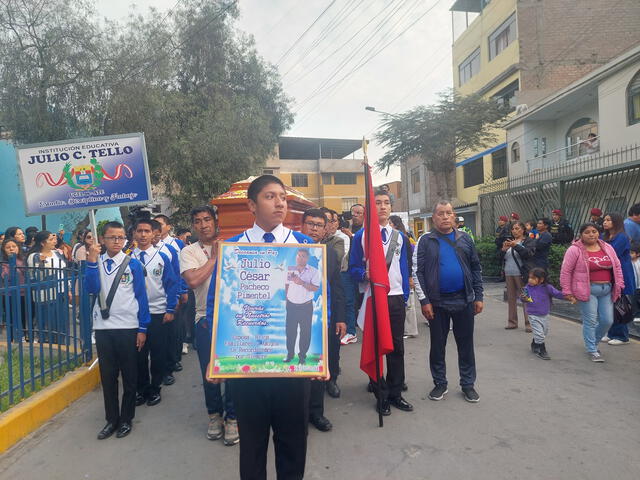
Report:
0,362,100,454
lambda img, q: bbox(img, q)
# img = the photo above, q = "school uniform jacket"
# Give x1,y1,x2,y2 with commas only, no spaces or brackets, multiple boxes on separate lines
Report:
132,246,179,315
85,251,151,332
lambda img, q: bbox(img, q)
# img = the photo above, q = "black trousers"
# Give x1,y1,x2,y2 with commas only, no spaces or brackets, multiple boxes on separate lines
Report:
137,313,168,396
95,328,138,425
371,295,406,401
429,302,476,387
309,325,341,419
231,378,310,480
166,313,180,370
285,301,313,361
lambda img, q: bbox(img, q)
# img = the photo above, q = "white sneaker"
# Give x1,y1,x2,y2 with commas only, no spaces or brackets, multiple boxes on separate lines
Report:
608,338,630,346
341,333,356,345
223,418,239,446
600,336,610,343
590,352,605,362
182,342,189,354
345,333,358,344
633,317,640,325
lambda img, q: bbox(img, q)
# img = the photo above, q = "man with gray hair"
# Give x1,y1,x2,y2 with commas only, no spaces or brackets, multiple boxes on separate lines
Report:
413,200,483,403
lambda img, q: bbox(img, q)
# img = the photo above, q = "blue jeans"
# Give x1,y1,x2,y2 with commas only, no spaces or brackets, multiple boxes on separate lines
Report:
578,283,614,354
194,317,235,419
340,271,356,335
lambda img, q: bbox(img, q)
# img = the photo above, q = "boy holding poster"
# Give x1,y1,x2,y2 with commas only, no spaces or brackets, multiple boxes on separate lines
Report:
85,221,150,440
206,175,323,480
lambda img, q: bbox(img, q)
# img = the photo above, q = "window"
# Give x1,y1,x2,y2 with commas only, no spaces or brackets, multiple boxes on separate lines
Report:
321,173,332,184
291,173,308,187
459,48,480,86
262,168,274,175
533,138,539,158
628,70,640,125
492,80,519,111
463,158,484,188
342,197,358,212
491,148,507,179
333,172,356,185
489,13,516,60
566,118,598,159
511,142,520,163
410,167,421,193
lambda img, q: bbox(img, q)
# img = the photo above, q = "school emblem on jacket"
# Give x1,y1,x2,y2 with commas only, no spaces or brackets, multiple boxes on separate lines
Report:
152,264,164,277
120,271,132,284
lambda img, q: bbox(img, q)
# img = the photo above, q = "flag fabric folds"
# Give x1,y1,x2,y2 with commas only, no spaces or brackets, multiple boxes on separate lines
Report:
359,162,394,380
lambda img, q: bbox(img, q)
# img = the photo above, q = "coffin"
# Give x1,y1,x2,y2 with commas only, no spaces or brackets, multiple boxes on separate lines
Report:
211,177,316,240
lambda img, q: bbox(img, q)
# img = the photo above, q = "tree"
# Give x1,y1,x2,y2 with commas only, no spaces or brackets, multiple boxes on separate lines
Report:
375,90,509,199
0,0,293,226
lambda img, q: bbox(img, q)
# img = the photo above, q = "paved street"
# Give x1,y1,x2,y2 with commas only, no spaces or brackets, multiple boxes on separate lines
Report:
1,290,639,480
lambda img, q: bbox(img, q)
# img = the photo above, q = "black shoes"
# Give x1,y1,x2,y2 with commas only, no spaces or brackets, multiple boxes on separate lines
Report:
309,415,332,432
377,400,391,416
389,396,413,412
173,362,183,372
135,393,146,406
326,380,340,398
531,339,539,354
162,374,175,386
283,355,293,363
536,342,551,360
462,387,480,403
146,392,161,406
97,423,116,440
428,385,448,401
116,422,132,438
298,355,306,365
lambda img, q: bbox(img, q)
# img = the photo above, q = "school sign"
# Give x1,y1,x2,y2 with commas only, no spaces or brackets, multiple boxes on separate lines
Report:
16,133,152,215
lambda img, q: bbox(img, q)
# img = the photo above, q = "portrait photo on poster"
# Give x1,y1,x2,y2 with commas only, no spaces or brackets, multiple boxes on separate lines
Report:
208,242,328,379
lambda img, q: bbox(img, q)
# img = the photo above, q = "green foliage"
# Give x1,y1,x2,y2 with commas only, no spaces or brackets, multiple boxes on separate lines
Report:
476,238,569,287
374,90,510,199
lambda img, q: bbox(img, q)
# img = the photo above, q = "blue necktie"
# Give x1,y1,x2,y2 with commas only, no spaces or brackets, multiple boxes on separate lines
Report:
263,232,275,243
106,258,114,273
139,251,146,265
381,228,387,243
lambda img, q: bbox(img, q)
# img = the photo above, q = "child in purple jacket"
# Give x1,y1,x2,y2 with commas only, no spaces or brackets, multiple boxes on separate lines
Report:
521,268,573,360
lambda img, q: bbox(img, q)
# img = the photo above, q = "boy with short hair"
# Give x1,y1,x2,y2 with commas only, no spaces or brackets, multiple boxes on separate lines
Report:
131,219,178,407
630,243,640,325
85,221,150,440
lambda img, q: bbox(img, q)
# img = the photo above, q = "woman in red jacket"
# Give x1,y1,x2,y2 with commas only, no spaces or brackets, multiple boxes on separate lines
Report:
560,223,624,362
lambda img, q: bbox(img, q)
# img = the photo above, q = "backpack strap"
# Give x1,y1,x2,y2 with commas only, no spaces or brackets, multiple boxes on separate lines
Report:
99,256,131,319
385,229,400,271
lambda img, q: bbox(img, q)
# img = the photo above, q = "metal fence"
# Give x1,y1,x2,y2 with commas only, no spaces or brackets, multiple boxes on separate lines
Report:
0,257,93,411
479,144,640,236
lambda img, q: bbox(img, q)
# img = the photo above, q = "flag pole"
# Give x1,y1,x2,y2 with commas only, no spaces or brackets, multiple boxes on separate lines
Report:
363,138,384,428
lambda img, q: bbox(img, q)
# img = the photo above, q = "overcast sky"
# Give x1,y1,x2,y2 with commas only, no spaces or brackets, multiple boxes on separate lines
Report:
98,0,455,184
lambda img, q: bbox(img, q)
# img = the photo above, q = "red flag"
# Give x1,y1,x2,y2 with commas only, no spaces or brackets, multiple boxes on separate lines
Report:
359,162,394,380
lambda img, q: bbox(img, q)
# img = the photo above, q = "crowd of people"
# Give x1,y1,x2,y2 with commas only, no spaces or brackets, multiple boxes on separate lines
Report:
494,204,640,361
2,178,640,479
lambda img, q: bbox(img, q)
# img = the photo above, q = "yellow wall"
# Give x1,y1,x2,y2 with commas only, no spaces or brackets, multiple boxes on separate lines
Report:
278,171,364,210
452,0,519,205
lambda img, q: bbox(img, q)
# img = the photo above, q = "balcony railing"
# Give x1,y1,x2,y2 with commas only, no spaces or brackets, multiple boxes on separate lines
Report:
480,143,640,194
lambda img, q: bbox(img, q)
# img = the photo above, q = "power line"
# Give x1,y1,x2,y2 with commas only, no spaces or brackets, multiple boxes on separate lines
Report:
281,0,364,79
275,0,338,67
296,0,439,112
287,0,400,86
293,0,414,113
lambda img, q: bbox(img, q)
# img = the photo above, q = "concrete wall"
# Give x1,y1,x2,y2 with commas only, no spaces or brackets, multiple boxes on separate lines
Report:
598,62,640,151
517,0,640,106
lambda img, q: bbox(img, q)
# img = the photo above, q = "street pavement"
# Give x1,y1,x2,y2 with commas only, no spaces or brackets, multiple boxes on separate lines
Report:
1,288,639,480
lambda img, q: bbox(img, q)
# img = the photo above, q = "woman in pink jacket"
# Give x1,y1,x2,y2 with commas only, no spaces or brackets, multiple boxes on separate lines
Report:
560,223,624,362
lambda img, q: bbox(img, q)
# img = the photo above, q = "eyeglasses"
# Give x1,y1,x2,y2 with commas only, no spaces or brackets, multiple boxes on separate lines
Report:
304,221,325,229
104,236,126,242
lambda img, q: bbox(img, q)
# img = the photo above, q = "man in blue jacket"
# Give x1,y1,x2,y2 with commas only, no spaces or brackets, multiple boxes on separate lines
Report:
413,200,484,403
